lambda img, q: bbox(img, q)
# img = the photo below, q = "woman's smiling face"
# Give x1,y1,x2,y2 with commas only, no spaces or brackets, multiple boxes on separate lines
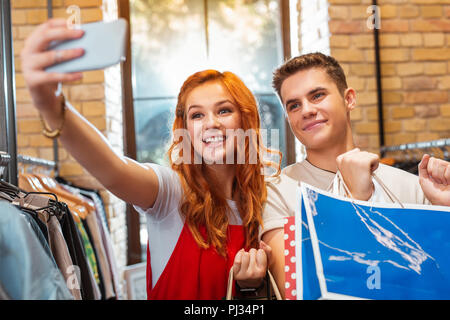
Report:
185,81,243,164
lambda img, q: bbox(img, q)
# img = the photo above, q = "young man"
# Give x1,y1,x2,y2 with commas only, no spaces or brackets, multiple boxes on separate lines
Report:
261,52,450,298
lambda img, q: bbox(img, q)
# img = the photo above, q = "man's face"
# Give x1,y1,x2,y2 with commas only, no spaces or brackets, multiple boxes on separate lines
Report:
280,68,355,151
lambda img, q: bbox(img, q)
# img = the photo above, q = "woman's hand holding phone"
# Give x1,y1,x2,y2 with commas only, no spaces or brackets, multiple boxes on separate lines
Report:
21,18,85,117
20,18,158,213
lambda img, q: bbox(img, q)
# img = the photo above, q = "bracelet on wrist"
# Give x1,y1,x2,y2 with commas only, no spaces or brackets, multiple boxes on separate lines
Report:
39,93,66,139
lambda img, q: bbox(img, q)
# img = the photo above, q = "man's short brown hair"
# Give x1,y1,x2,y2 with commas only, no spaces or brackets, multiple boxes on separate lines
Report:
272,52,348,102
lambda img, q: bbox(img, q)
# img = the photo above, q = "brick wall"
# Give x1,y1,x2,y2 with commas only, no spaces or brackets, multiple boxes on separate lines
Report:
299,0,450,154
327,0,380,153
101,0,127,284
12,0,128,286
377,0,450,147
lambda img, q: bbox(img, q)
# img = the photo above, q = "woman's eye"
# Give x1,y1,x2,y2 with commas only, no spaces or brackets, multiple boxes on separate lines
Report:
219,108,232,115
191,113,202,119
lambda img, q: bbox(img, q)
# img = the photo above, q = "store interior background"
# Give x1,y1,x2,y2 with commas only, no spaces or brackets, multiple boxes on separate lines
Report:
8,0,450,298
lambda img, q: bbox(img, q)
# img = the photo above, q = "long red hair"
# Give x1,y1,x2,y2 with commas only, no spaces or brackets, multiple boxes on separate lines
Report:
168,70,281,256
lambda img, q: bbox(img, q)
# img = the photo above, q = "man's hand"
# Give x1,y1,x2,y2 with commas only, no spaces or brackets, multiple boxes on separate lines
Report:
418,154,450,206
336,148,380,201
233,241,272,289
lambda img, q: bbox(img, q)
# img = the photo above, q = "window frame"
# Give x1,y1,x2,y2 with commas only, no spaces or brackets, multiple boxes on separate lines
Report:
120,0,296,264
118,1,142,265
0,0,18,185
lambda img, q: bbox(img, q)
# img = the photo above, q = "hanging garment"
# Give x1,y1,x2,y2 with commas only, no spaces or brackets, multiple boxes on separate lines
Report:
18,209,55,265
55,177,110,231
12,178,87,279
82,190,110,233
0,201,73,300
90,195,121,299
36,210,82,300
85,255,102,300
76,220,100,286
82,219,106,299
74,218,102,299
20,207,49,244
85,212,115,299
56,179,120,298
0,282,10,300
1,178,102,300
2,183,81,299
58,203,98,300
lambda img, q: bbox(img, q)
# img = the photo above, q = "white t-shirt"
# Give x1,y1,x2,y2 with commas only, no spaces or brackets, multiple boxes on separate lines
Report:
133,163,242,288
260,160,430,239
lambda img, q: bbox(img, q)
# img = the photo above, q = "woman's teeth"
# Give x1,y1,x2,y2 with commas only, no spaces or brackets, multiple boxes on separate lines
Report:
204,136,224,143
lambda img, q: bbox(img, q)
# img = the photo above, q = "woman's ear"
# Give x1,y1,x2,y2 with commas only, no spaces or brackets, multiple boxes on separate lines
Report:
343,87,356,112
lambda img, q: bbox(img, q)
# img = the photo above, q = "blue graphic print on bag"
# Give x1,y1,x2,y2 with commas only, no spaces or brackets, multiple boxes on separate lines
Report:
298,183,450,300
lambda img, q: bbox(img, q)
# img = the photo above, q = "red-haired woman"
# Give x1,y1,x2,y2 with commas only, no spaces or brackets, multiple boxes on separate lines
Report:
21,19,280,300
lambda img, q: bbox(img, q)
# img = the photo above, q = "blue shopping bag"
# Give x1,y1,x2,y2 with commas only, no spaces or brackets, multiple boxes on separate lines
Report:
299,183,450,300
297,192,321,300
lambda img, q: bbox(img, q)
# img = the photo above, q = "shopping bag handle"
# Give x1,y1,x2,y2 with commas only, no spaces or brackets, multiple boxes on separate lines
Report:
336,170,405,208
226,265,282,300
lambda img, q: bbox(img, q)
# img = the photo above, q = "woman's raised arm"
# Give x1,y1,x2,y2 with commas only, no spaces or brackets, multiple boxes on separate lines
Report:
21,18,159,210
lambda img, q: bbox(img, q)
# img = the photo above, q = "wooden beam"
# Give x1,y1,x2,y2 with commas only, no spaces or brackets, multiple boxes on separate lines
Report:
118,0,142,265
280,0,296,166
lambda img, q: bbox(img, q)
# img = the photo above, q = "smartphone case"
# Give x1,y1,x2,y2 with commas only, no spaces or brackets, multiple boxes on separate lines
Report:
45,18,128,73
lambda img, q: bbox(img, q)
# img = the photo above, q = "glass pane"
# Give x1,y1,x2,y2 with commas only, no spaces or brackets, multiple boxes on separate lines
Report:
130,0,207,98
130,0,287,261
207,0,283,93
134,98,176,165
256,94,287,168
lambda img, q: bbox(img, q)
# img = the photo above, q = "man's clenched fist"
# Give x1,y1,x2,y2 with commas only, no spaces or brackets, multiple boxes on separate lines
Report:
336,148,379,201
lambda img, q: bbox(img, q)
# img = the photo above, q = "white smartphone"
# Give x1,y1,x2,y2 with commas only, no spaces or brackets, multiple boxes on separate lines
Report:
45,18,128,73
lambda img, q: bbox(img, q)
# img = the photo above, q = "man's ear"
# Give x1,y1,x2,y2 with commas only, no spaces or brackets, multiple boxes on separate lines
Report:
343,87,356,112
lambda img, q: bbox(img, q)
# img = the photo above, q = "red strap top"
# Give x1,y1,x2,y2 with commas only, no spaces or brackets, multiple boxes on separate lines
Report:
146,222,246,300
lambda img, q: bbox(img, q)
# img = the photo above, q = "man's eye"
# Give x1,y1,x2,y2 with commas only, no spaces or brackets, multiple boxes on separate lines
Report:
313,92,324,100
289,103,300,111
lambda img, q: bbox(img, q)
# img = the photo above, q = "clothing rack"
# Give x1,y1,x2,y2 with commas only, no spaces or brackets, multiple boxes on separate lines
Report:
17,154,57,171
0,152,11,178
1,159,121,300
1,152,57,181
381,138,450,153
0,0,18,185
47,0,60,176
381,138,450,167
